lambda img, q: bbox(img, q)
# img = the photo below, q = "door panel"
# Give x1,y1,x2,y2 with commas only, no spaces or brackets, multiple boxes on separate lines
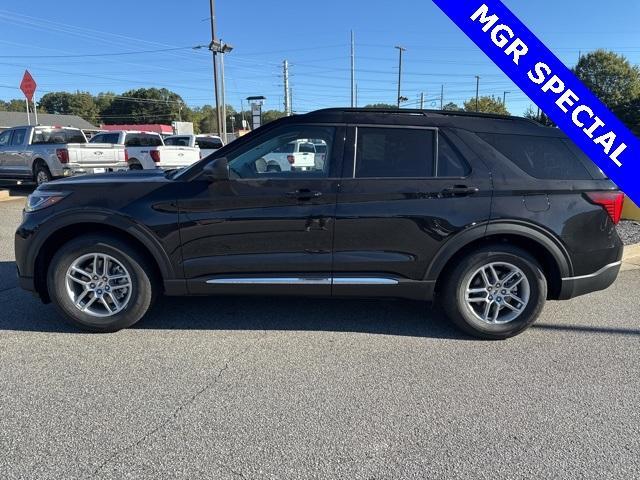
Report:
178,124,345,296
333,126,492,296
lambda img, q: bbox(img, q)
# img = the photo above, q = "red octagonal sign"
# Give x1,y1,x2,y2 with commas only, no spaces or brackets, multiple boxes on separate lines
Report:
20,70,36,101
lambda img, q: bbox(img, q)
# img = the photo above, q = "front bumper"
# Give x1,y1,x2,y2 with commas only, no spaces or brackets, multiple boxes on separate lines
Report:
558,261,622,300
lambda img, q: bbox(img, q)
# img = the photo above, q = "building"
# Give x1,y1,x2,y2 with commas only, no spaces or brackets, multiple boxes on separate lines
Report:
0,111,97,131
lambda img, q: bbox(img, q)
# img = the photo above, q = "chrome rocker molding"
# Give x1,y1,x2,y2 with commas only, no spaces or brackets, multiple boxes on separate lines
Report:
206,277,399,285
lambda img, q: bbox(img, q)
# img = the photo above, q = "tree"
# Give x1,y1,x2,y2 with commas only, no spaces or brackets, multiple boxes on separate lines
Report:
442,102,462,111
523,106,554,127
0,99,29,112
573,50,640,135
38,91,99,123
463,95,510,115
261,110,286,124
364,103,397,109
100,88,185,125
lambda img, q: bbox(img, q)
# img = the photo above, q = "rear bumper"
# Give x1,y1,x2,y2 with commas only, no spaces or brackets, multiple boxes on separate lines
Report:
55,162,129,178
558,261,622,300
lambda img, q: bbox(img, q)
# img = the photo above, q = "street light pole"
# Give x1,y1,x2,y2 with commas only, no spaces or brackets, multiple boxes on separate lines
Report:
208,0,222,136
475,75,481,112
395,46,406,108
503,90,510,109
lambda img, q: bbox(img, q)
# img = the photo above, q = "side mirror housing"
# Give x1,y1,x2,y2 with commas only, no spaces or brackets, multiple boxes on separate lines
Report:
203,157,229,181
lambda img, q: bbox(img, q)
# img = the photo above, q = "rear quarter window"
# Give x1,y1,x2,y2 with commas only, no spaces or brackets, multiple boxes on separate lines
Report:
478,133,592,180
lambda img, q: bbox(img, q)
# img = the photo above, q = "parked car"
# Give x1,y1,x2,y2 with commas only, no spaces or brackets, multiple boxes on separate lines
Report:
89,131,200,170
164,134,224,159
15,108,624,339
0,126,128,185
261,139,320,172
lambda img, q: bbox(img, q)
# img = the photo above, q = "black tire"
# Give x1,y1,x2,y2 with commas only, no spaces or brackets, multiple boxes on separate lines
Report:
47,235,157,332
128,161,143,171
33,161,52,185
440,244,547,340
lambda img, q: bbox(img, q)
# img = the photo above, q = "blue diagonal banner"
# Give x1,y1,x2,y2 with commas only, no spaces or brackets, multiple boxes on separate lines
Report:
432,0,639,205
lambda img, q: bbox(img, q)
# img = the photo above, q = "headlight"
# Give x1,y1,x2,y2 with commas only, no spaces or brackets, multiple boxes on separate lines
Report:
25,191,70,213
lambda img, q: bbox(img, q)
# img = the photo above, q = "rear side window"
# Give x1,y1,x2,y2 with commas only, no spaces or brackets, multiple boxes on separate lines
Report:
196,137,223,149
10,128,26,146
125,134,163,147
438,134,471,177
479,133,592,180
355,127,435,178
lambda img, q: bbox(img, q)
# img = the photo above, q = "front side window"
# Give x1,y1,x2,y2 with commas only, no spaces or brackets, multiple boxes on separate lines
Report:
227,126,335,179
355,127,435,178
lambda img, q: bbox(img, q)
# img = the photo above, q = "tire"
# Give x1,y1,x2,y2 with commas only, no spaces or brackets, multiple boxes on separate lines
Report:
47,235,157,332
33,162,52,186
440,244,547,340
128,161,143,171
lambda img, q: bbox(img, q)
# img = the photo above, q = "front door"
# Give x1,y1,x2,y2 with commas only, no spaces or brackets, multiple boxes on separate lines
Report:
178,124,345,296
332,125,492,300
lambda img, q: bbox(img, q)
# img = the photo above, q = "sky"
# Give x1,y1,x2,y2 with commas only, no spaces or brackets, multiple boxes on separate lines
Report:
0,0,639,118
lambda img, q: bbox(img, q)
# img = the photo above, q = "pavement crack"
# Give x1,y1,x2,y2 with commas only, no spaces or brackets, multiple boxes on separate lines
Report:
89,340,260,479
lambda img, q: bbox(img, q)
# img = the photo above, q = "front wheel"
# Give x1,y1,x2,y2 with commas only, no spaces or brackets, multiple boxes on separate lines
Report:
47,235,157,332
440,245,547,339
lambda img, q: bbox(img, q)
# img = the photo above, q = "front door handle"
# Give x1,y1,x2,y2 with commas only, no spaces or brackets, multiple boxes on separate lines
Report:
441,185,480,197
286,189,323,200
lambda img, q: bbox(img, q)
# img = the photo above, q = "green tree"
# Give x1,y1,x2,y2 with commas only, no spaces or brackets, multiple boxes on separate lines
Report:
573,50,640,135
261,110,286,125
523,106,554,127
463,95,510,115
39,91,99,123
442,102,462,111
364,103,397,109
0,99,29,112
100,88,185,125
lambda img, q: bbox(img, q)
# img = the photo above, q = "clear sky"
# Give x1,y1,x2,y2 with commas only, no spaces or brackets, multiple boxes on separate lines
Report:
0,0,639,117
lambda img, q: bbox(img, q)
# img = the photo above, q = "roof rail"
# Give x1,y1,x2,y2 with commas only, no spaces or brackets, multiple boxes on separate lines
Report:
306,107,540,125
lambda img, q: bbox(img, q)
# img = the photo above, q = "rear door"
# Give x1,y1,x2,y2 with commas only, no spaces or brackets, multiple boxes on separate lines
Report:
333,124,492,297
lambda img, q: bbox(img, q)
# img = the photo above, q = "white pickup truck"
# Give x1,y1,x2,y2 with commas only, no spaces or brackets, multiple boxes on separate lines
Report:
90,131,200,170
0,126,128,185
164,134,224,160
261,139,322,172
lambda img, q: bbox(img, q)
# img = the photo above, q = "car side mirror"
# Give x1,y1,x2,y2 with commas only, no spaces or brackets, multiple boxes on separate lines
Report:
203,157,229,181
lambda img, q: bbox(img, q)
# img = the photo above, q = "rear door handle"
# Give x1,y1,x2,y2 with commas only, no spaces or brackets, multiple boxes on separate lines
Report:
286,189,323,200
441,185,480,197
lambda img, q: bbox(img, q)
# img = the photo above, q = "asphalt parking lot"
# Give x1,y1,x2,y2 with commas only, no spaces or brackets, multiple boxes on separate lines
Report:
0,197,639,480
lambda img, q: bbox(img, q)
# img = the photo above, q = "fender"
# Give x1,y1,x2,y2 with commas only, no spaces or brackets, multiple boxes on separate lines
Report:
25,208,176,280
424,219,573,282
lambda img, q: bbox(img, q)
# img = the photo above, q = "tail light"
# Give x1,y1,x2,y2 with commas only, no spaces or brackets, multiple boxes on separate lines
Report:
56,148,69,164
586,191,625,225
124,149,129,162
150,150,161,163
287,155,295,165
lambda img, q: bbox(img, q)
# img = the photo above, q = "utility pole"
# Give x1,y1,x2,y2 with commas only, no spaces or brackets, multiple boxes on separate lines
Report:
208,0,222,136
220,48,227,140
395,46,406,108
420,92,425,109
440,84,444,110
355,83,358,108
475,75,481,112
503,90,510,109
283,60,291,116
350,31,356,108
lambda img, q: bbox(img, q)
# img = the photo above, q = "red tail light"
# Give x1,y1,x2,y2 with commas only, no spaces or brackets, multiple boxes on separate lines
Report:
150,150,161,163
124,149,129,162
287,155,295,165
56,148,69,164
586,191,625,225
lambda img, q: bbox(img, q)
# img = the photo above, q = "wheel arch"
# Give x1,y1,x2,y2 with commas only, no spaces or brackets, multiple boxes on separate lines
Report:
32,213,174,302
428,221,572,300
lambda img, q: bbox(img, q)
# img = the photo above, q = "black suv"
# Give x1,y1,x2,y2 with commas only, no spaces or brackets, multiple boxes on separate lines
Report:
15,109,624,339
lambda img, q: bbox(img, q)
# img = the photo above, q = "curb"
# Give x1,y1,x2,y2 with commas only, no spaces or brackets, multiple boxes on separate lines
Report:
0,190,28,203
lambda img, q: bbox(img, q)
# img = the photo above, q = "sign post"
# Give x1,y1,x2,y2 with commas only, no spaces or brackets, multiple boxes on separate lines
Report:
20,70,37,126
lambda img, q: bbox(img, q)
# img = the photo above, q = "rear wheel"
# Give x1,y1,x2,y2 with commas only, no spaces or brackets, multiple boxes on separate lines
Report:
440,245,547,339
47,235,157,332
128,160,143,170
33,162,52,185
